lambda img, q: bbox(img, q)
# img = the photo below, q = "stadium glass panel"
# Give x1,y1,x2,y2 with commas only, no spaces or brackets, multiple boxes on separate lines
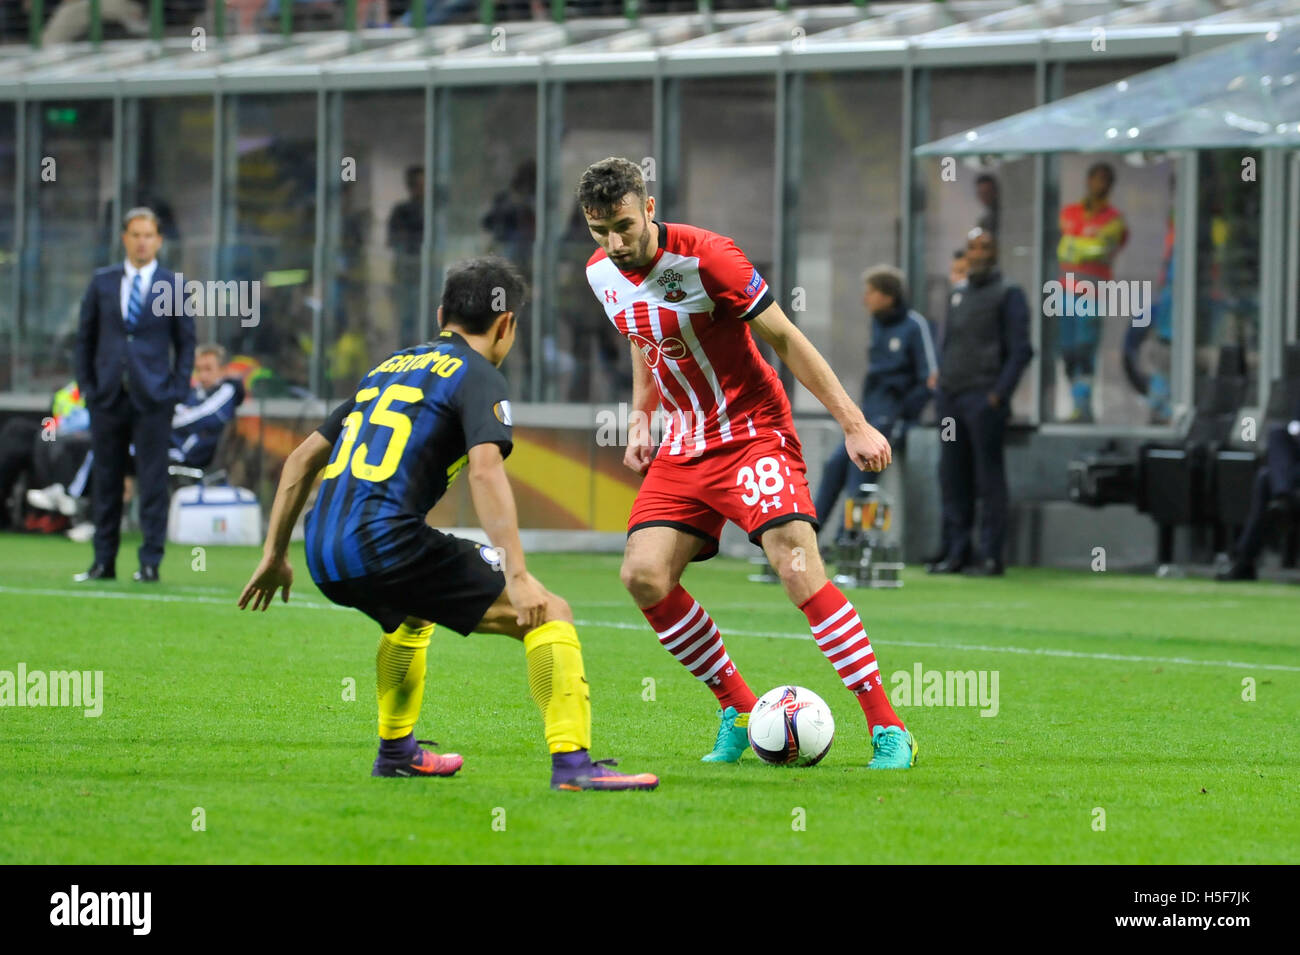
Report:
20,100,114,397
1195,147,1262,405
129,96,216,350
676,75,776,275
217,93,318,399
791,70,903,416
437,84,537,403
324,88,426,400
920,66,1037,423
1044,58,1177,428
546,80,652,405
0,101,13,392
674,74,777,367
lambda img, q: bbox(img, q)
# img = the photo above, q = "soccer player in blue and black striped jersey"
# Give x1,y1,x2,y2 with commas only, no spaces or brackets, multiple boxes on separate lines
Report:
238,257,657,792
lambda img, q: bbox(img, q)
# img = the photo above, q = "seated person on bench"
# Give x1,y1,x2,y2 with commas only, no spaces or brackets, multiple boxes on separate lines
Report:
28,344,244,522
168,343,245,472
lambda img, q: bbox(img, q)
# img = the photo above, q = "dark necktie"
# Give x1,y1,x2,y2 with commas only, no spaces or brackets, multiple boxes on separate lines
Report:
125,273,144,331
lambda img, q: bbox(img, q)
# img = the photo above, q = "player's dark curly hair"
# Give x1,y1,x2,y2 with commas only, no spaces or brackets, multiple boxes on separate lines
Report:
576,157,646,219
440,256,529,335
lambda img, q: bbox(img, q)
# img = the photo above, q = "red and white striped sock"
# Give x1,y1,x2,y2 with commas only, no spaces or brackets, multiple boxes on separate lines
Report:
641,584,757,713
799,581,904,731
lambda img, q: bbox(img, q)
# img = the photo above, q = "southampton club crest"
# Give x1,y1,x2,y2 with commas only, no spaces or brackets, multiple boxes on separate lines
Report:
657,268,687,303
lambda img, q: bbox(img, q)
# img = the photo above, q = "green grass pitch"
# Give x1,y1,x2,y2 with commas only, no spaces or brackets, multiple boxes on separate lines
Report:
1,532,1296,864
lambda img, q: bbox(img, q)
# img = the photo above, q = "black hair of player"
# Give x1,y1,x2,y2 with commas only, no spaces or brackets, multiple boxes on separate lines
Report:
576,157,646,220
440,256,529,336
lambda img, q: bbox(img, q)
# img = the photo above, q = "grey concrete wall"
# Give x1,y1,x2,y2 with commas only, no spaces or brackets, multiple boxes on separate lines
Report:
796,418,1174,569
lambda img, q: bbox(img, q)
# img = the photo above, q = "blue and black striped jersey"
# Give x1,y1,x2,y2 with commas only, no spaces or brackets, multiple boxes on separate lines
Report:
304,330,513,583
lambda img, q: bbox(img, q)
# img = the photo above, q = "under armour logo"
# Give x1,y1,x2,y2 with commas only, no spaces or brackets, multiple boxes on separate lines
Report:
605,289,618,304
759,496,783,514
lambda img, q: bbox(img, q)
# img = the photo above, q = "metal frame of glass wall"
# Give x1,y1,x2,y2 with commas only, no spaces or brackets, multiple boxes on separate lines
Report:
1,9,1294,438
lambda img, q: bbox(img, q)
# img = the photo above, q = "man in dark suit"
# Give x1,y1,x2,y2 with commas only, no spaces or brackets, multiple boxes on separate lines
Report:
74,207,195,582
927,228,1033,577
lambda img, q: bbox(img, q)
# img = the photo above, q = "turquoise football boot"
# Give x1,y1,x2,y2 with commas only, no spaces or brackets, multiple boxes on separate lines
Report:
701,706,750,763
867,724,917,770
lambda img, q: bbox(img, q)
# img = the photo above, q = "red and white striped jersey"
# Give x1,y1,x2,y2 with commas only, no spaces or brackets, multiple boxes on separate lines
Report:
586,221,790,458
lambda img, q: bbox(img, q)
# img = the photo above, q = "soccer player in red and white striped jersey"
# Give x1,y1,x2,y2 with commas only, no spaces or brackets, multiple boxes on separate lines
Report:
579,157,916,769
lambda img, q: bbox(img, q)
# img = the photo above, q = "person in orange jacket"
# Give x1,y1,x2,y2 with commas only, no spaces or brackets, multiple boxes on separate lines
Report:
1056,162,1129,422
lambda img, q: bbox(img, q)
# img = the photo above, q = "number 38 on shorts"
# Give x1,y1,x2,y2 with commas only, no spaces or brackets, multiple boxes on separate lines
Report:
732,451,815,531
736,455,786,506
626,432,819,558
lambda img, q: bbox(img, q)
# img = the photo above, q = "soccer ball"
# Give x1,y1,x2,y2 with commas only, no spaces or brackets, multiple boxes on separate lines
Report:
747,685,835,766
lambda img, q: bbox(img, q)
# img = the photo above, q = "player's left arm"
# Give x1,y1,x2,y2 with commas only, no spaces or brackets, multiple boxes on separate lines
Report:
992,287,1034,407
1099,213,1128,259
170,293,197,403
901,316,939,420
171,380,239,434
237,430,335,611
1069,214,1128,264
750,302,891,472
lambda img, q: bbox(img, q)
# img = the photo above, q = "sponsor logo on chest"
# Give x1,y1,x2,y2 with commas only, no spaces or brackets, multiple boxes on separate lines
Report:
629,333,689,368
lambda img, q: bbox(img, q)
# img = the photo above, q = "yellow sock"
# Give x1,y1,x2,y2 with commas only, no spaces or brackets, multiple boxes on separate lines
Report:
523,620,592,754
376,621,433,739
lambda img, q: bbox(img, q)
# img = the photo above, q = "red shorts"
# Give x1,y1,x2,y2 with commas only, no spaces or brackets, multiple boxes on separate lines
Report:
628,427,818,561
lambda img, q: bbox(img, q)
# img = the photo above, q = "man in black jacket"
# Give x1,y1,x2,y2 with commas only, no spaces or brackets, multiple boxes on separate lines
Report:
928,229,1033,576
73,207,195,583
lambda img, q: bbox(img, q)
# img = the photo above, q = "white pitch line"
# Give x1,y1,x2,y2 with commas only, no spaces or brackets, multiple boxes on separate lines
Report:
571,619,1300,674
0,585,351,612
0,585,1294,673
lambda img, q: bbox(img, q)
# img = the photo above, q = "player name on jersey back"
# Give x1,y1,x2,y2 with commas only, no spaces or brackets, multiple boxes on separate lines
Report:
305,331,512,583
367,349,465,379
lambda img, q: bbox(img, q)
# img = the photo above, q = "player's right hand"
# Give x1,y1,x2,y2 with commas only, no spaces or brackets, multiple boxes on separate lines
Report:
624,436,654,475
238,554,293,611
506,571,549,631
